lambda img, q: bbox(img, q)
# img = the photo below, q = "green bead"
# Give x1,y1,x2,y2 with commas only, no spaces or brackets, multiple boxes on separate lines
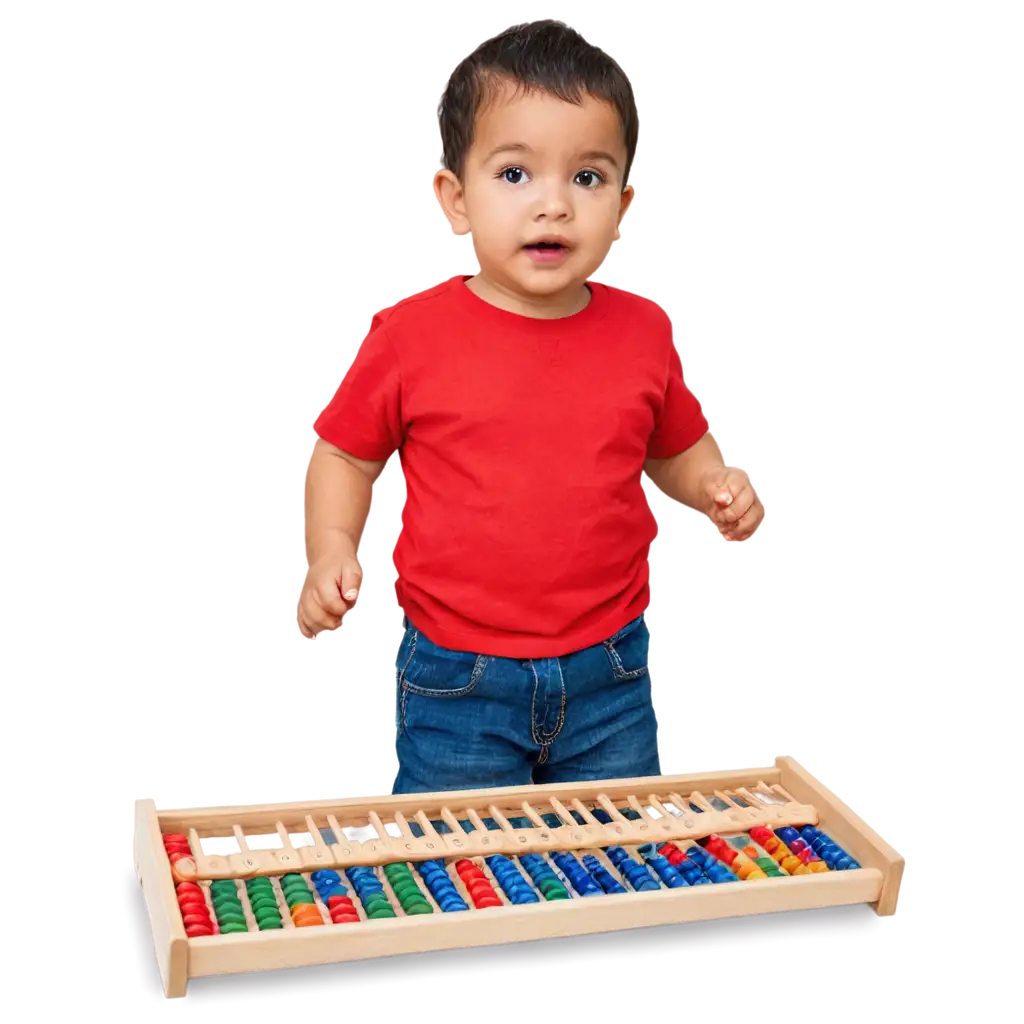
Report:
255,912,282,928
258,920,283,930
280,873,304,885
220,922,249,934
368,907,396,919
404,902,433,915
286,893,315,906
246,880,274,892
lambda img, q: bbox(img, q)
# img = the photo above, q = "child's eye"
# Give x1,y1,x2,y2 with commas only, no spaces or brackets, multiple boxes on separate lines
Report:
497,165,530,185
575,169,605,189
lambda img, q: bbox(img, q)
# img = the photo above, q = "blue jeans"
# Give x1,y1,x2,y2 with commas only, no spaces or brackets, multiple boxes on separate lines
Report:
392,613,660,795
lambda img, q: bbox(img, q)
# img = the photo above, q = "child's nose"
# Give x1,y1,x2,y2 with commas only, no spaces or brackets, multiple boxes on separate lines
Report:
531,179,573,219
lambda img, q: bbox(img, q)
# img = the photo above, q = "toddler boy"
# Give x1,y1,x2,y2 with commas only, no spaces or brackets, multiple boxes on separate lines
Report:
298,20,764,795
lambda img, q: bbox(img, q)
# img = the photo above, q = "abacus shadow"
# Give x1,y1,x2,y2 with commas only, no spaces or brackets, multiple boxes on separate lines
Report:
121,864,1024,1007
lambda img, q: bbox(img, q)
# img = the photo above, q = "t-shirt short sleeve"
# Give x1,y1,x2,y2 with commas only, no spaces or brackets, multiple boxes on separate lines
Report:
314,317,403,460
646,339,708,460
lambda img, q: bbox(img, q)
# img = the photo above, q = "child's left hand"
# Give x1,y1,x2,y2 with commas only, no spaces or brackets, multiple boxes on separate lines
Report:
701,467,764,541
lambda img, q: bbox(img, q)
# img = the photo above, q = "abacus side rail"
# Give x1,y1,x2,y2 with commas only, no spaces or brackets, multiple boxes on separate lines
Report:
185,869,884,980
134,799,189,997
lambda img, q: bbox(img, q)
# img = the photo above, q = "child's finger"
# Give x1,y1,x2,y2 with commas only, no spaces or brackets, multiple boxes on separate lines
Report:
704,468,749,510
302,590,344,631
317,581,349,617
715,484,756,526
338,560,362,603
721,497,764,540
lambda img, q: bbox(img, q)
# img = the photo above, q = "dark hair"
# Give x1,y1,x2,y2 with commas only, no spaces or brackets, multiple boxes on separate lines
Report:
438,20,639,190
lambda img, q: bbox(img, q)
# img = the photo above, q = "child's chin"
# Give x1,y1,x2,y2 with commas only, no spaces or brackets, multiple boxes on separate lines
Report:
516,266,581,294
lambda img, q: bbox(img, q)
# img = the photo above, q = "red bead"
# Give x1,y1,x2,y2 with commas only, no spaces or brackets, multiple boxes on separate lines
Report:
178,897,208,913
331,912,360,923
473,896,502,908
182,912,212,928
327,895,354,909
176,882,202,895
163,833,188,844
185,923,213,937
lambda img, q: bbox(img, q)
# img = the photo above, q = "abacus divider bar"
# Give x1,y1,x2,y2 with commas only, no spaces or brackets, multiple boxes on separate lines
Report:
548,796,577,828
325,815,366,864
188,827,230,876
570,798,618,840
301,811,333,868
367,811,393,848
232,825,251,853
667,793,695,819
392,810,415,841
626,795,658,823
274,820,311,870
735,786,771,809
414,809,445,842
439,806,469,837
520,801,548,829
464,807,504,853
487,804,517,837
647,794,675,820
688,791,715,813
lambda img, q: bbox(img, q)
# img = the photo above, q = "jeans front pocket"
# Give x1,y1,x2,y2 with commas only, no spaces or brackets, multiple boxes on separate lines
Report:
602,614,650,681
399,627,490,698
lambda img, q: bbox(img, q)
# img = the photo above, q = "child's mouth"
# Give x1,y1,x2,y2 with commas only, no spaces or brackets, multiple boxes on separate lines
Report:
523,241,570,263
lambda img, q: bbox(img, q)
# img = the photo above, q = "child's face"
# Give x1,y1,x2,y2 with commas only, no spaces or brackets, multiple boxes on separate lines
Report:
435,80,634,300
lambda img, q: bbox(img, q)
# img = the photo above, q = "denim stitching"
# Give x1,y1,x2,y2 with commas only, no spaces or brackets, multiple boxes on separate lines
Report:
530,658,567,746
602,619,649,681
397,628,418,734
402,651,489,698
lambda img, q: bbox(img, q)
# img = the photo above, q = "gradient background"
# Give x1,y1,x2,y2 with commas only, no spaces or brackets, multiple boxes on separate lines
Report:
0,4,1019,1019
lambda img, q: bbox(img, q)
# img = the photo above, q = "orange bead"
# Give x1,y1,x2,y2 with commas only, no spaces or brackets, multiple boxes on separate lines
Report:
294,917,323,927
292,906,323,923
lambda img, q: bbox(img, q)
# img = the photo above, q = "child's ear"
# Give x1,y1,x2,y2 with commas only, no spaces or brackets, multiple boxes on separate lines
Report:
434,169,471,235
614,184,635,241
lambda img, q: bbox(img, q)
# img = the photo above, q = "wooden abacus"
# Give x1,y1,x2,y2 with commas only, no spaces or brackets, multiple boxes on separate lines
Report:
134,756,904,997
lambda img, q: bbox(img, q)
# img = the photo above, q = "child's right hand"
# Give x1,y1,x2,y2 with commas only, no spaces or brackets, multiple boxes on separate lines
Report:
297,551,363,638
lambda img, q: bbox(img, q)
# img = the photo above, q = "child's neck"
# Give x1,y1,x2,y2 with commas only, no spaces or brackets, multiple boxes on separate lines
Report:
465,273,591,319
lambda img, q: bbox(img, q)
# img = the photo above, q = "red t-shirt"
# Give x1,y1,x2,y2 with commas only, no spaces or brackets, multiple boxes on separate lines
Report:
314,274,708,657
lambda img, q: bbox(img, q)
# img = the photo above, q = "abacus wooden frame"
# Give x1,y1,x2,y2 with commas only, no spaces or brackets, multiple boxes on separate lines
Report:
134,756,903,998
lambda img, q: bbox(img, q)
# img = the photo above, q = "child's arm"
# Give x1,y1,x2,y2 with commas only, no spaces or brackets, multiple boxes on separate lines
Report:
297,439,388,638
644,432,764,541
